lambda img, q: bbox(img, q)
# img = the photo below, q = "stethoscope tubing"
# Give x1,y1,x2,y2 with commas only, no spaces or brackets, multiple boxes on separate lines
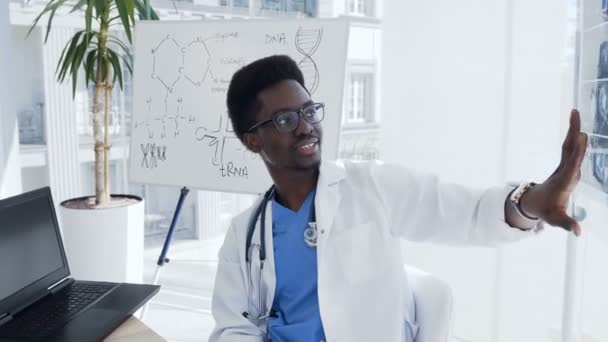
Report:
243,185,276,322
246,186,275,262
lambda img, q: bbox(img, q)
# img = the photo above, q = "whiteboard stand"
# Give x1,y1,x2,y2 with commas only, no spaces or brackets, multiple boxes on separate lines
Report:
140,186,190,319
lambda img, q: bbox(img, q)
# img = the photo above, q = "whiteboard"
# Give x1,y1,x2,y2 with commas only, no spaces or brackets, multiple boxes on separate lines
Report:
129,18,349,194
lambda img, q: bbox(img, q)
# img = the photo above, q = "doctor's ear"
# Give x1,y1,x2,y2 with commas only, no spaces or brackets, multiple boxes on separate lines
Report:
243,132,262,153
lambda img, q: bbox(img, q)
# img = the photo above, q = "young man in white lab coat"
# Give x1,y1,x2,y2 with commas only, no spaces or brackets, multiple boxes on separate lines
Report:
209,55,588,342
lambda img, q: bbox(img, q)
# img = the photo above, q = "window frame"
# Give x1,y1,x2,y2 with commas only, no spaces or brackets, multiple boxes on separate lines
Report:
343,61,377,127
345,0,373,17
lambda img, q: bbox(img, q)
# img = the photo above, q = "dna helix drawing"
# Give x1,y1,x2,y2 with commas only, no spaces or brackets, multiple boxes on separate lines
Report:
295,26,324,94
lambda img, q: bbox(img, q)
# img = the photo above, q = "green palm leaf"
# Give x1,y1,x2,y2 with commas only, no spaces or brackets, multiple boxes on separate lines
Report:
27,0,70,42
115,0,135,43
83,49,98,87
85,0,95,34
70,0,88,13
57,31,84,82
135,0,159,20
107,48,124,89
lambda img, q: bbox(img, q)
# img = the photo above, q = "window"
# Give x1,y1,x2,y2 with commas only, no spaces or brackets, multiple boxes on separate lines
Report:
260,0,316,16
345,72,374,124
340,67,379,160
17,103,45,145
288,0,306,13
346,0,372,16
232,0,249,7
261,0,282,11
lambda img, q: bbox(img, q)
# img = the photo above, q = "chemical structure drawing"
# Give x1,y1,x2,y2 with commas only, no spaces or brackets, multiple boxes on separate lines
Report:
138,34,218,142
295,26,323,94
149,34,213,111
195,114,237,166
151,35,183,95
182,37,212,87
150,35,213,94
134,97,196,140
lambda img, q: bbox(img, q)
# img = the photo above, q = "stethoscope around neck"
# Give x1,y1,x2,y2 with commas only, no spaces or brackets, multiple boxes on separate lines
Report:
241,185,318,323
242,185,276,321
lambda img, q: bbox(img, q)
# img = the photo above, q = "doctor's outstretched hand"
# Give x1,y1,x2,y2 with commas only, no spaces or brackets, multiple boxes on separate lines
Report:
517,109,588,236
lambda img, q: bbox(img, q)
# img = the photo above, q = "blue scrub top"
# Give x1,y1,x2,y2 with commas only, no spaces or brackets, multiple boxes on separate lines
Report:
268,190,326,342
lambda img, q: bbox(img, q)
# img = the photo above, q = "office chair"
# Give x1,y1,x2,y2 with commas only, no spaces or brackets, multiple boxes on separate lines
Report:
404,264,454,342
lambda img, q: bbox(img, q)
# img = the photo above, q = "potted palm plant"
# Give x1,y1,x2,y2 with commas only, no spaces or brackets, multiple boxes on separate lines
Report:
28,0,159,283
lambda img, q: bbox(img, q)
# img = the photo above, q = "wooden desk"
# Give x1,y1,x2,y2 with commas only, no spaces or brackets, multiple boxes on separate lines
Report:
104,316,165,341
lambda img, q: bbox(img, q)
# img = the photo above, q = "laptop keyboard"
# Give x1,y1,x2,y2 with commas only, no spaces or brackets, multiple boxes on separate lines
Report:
0,282,117,338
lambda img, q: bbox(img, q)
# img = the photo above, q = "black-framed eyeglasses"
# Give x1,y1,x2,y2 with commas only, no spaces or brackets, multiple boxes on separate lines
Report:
247,102,325,133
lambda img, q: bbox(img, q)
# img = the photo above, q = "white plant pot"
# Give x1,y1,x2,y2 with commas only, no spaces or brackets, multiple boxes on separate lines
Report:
59,195,144,284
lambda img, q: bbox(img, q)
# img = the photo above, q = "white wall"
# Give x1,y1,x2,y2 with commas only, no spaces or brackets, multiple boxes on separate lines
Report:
348,24,380,61
0,0,22,198
495,1,568,341
381,0,509,187
381,0,571,341
381,2,509,340
21,166,50,192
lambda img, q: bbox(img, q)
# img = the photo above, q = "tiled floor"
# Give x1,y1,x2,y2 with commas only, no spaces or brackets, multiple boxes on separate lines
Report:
141,238,223,342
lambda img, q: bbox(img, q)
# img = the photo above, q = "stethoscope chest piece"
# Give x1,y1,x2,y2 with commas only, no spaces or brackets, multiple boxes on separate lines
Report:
304,222,318,248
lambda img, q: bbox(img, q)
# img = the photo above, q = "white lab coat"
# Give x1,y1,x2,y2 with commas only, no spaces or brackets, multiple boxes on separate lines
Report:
209,160,539,342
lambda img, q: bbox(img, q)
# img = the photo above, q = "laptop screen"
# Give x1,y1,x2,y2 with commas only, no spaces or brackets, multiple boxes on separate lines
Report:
0,191,66,303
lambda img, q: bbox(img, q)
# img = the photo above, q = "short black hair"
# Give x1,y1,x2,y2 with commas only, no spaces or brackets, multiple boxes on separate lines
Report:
226,55,306,141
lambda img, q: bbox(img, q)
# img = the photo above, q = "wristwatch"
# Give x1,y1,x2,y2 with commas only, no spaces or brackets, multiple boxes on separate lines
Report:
509,182,539,221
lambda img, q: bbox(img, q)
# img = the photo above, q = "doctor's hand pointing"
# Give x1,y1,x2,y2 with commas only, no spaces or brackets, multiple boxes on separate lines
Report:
515,109,589,236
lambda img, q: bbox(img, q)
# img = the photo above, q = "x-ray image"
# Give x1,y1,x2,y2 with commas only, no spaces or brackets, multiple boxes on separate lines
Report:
598,41,608,78
583,0,608,30
593,153,608,192
591,40,608,191
593,82,608,189
594,82,608,141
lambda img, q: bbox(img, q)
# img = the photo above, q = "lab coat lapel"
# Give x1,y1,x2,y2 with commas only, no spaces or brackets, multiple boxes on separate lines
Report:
316,161,346,239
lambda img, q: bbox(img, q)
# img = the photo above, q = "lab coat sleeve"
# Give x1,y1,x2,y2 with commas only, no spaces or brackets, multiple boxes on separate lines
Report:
369,161,541,246
209,223,265,342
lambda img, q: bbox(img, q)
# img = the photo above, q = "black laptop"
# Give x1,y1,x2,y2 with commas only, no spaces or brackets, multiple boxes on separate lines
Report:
0,187,160,341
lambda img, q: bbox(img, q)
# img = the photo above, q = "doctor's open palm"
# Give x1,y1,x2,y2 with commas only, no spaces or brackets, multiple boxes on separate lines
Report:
518,109,588,236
